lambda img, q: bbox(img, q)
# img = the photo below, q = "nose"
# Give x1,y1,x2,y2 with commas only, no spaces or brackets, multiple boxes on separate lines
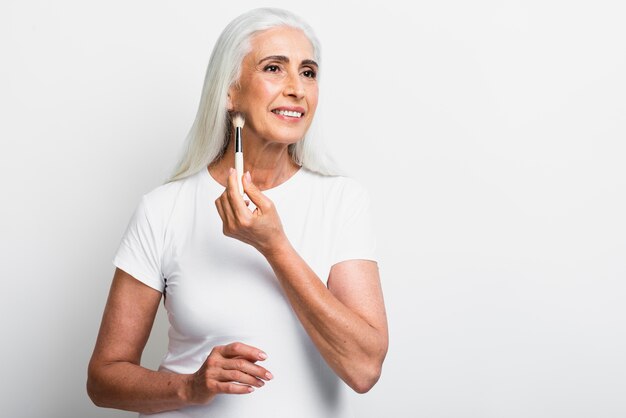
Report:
284,72,305,99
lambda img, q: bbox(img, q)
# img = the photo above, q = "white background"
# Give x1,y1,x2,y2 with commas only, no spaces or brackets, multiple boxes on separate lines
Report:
1,1,625,417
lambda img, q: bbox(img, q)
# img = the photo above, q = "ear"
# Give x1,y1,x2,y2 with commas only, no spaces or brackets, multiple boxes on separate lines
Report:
227,86,237,111
227,92,234,111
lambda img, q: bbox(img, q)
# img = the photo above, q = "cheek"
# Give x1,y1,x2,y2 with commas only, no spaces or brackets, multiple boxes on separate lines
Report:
251,79,282,106
307,88,319,113
239,81,279,130
235,77,276,112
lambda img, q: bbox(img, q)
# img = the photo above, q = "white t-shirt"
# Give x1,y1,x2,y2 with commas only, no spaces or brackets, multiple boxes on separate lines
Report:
113,167,377,418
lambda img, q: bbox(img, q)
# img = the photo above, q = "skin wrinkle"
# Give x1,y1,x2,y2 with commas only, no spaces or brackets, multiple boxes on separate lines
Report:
257,55,319,70
209,27,319,191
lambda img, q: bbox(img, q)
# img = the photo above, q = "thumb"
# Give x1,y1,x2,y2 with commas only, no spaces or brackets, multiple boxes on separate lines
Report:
242,172,271,210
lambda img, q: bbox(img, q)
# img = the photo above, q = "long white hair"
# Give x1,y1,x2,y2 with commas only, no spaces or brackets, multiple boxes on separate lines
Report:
169,8,339,182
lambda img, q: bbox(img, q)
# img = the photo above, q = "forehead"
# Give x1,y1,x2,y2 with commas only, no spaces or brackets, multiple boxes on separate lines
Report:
247,26,315,62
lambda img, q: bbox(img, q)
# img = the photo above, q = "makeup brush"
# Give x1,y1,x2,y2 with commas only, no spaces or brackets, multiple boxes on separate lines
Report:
232,112,245,197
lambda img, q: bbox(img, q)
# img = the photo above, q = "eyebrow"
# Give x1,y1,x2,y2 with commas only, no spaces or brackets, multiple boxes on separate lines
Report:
258,55,319,68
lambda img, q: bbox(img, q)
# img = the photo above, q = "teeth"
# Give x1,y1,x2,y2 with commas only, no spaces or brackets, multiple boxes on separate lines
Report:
273,109,302,118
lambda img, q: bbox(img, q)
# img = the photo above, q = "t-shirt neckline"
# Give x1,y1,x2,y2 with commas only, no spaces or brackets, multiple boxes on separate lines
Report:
203,165,304,194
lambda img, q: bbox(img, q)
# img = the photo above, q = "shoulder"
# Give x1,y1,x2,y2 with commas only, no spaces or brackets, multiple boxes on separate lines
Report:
138,170,203,223
299,168,371,202
299,167,368,193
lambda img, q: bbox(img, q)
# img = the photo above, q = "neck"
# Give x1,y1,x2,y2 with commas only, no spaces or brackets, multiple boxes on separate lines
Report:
209,133,300,191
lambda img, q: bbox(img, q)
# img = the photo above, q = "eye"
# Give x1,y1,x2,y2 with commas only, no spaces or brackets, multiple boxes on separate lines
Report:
264,65,280,73
302,69,317,79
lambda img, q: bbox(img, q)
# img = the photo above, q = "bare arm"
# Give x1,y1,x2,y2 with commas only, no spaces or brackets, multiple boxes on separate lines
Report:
216,170,388,393
266,249,388,393
87,268,272,414
87,268,189,413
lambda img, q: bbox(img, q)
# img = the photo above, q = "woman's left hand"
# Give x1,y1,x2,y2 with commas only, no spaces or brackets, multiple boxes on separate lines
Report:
215,168,288,255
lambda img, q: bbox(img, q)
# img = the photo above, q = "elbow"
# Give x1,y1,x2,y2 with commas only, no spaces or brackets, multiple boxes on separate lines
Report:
347,344,388,394
87,383,104,408
86,378,102,407
86,363,107,408
86,375,101,407
350,366,381,394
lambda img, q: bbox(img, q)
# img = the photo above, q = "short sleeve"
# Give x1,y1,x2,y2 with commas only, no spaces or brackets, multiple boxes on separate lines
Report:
113,196,165,292
330,180,378,266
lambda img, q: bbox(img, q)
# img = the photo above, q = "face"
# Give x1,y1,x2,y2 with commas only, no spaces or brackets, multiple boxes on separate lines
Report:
228,26,319,146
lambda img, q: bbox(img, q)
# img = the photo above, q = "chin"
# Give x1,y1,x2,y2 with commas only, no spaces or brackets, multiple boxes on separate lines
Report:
267,131,307,145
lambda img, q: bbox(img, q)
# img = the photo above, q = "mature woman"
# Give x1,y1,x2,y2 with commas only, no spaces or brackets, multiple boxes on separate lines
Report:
87,8,388,418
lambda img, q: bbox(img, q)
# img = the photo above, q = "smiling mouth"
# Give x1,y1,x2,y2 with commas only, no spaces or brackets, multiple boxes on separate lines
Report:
272,109,303,118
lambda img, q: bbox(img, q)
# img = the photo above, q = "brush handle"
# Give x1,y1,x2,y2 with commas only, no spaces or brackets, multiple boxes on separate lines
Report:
235,152,244,196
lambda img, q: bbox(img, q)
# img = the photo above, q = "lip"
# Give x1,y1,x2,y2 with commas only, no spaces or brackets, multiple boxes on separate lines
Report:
270,106,306,121
271,106,306,114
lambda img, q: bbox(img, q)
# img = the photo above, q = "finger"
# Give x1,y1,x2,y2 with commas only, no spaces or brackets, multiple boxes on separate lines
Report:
215,196,237,236
220,341,268,362
215,197,226,222
214,381,256,395
242,171,273,212
221,357,274,382
226,168,253,219
219,369,265,387
219,193,237,226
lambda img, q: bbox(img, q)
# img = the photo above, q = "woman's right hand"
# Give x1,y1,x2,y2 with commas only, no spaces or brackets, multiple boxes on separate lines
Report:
187,342,273,405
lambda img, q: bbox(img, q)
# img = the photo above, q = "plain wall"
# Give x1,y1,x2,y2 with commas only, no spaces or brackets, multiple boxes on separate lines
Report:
1,0,625,417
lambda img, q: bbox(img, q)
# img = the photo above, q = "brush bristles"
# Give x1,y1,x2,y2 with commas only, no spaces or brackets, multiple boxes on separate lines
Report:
232,112,245,129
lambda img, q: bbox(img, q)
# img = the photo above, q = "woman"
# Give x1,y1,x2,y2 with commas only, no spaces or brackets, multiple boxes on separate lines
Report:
87,8,388,418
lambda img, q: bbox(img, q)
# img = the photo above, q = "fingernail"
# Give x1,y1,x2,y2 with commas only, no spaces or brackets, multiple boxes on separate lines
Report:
258,352,267,360
245,171,251,182
229,167,235,175
265,372,274,380
248,386,255,393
